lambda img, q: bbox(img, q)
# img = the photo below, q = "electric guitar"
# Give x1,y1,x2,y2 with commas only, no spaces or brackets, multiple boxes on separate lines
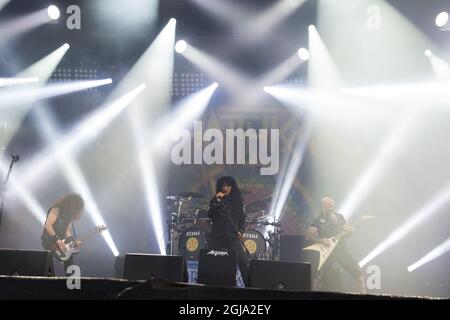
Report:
49,225,107,262
302,215,374,271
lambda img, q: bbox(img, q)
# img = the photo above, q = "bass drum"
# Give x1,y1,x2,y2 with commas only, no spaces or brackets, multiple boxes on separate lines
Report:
242,229,267,260
178,226,207,260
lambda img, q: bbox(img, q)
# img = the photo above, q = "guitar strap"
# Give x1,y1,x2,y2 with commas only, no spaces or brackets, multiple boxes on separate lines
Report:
219,197,250,255
224,204,250,255
330,213,338,224
72,223,77,240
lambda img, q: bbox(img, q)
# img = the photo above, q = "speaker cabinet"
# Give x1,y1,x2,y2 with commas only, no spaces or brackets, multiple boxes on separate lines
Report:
123,253,187,282
280,235,307,262
249,260,311,291
197,249,236,287
280,235,319,272
0,249,53,276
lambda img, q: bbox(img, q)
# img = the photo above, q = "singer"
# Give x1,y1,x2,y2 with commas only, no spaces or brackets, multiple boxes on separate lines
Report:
207,176,249,286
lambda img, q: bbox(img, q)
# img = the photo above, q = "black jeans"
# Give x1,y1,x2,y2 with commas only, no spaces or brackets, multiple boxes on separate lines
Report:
42,241,75,277
315,246,363,291
50,256,74,277
208,237,249,286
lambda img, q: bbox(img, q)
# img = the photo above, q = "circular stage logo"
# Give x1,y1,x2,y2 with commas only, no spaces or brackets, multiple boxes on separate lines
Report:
244,240,257,254
186,237,199,252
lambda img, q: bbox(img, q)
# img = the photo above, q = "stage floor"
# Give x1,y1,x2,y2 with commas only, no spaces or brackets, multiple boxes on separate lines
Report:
0,275,442,300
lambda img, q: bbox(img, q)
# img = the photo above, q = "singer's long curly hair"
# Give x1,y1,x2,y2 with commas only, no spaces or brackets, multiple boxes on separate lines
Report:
51,193,84,218
215,176,243,208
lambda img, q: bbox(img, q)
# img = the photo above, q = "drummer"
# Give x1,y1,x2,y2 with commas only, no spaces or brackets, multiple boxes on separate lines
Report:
207,176,249,286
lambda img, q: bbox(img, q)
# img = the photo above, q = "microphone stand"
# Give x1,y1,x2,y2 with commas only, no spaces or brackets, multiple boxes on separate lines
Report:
164,164,187,256
0,155,19,230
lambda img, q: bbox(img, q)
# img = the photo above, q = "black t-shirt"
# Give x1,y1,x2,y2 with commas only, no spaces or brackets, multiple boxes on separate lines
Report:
207,196,246,241
41,207,73,249
312,212,347,239
311,212,354,257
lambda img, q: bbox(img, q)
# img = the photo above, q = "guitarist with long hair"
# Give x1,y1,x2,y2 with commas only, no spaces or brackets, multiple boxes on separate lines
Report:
41,193,84,274
306,196,367,293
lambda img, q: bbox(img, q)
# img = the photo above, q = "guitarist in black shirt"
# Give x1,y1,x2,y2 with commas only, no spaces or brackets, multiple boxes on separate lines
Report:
41,193,84,274
306,196,367,293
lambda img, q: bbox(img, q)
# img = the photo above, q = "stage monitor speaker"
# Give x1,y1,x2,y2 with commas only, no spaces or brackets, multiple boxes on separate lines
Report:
280,235,307,262
0,249,53,276
123,253,187,282
280,235,319,271
114,256,125,278
249,260,311,291
197,249,236,287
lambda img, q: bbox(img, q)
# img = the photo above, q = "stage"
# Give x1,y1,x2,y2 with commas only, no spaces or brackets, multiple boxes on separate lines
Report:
1,0,449,304
0,275,440,300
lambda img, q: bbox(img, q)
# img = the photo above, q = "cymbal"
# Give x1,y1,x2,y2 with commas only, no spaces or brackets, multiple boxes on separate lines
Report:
177,191,205,198
257,214,275,221
166,195,189,201
259,220,281,227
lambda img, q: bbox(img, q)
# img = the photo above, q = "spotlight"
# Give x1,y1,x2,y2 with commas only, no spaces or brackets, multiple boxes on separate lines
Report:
175,40,188,54
18,83,145,188
435,11,449,28
47,5,60,20
308,24,316,32
424,49,450,81
0,77,39,87
297,48,310,61
360,182,450,267
407,237,450,272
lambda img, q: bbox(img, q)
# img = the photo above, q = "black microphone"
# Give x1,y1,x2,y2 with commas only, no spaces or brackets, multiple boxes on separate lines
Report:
11,154,19,162
215,193,227,204
216,192,224,199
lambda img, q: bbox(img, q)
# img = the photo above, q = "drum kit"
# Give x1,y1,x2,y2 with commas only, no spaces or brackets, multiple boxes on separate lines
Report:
165,191,282,261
